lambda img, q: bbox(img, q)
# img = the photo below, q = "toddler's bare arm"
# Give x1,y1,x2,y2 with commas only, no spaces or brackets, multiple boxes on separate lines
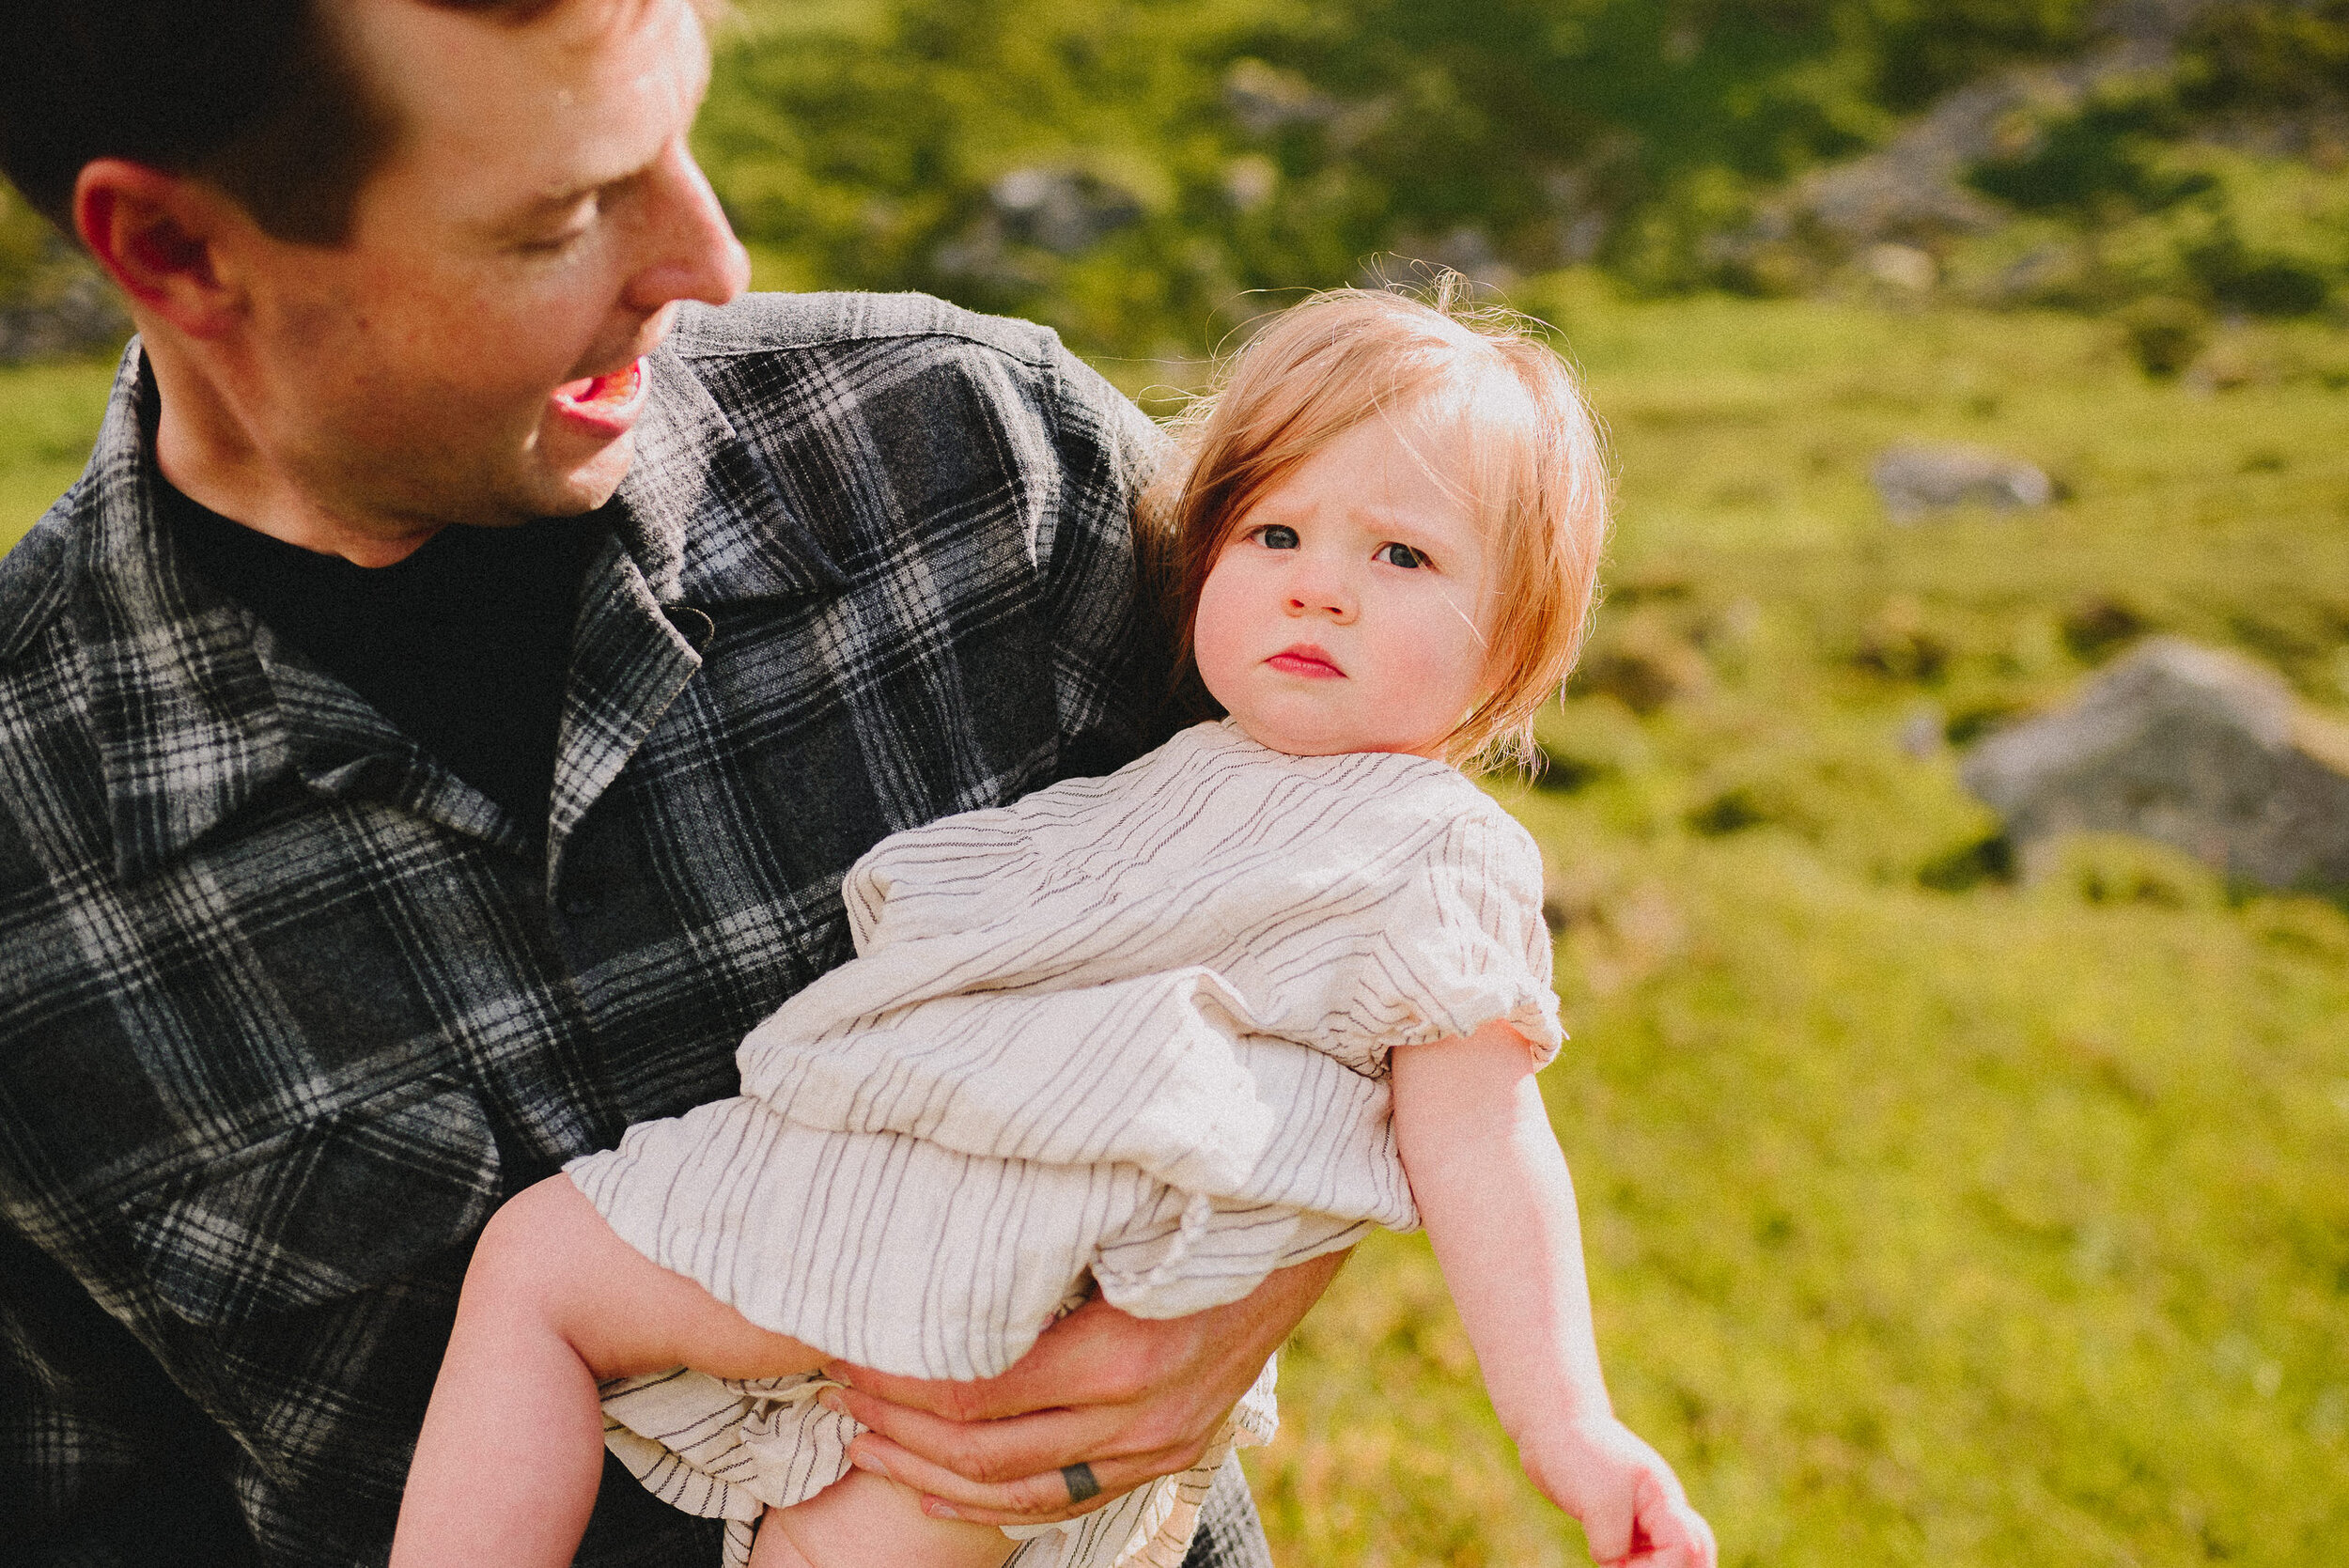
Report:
1392,1021,1716,1567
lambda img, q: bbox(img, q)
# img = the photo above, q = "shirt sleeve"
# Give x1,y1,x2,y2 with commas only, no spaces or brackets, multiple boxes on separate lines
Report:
1033,344,1184,783
1376,804,1566,1065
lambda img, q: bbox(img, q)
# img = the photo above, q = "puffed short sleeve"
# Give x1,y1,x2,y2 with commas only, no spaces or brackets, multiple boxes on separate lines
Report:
1364,802,1564,1066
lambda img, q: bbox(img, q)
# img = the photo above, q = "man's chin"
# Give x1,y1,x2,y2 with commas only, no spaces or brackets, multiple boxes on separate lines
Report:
525,429,639,520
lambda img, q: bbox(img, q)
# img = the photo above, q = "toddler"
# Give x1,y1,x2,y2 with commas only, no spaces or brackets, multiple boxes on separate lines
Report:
392,285,1715,1568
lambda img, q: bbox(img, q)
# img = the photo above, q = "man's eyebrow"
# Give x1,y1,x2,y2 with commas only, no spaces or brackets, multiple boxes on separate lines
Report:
517,182,602,215
529,173,626,210
503,150,653,228
478,181,604,240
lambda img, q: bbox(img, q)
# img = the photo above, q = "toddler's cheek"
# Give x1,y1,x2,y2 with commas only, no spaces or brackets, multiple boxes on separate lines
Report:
1190,572,1257,711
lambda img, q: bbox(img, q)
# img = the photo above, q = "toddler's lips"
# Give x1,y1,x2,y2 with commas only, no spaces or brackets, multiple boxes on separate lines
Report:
549,359,649,438
1267,644,1344,678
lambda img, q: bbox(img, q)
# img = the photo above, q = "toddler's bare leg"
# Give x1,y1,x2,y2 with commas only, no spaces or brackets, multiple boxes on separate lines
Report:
749,1472,1018,1568
391,1174,828,1568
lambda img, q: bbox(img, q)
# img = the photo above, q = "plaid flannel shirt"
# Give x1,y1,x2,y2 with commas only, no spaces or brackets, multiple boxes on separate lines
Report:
0,291,1272,1568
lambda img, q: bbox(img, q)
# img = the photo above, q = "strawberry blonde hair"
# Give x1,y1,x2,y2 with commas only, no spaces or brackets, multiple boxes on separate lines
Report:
1151,280,1610,774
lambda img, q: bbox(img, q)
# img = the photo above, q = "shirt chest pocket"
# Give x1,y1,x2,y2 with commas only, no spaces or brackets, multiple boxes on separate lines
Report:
116,1081,502,1327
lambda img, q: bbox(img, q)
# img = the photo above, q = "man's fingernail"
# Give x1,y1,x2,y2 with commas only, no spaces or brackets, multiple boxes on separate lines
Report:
818,1389,848,1416
848,1451,891,1480
924,1499,960,1521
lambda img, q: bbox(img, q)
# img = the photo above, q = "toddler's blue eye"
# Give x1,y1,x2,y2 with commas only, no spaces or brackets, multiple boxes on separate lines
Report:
1377,542,1426,569
1259,524,1300,551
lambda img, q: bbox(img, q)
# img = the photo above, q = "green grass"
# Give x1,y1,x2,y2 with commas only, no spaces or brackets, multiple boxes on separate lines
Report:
0,357,116,556
1263,836,2349,1566
4,287,2345,1566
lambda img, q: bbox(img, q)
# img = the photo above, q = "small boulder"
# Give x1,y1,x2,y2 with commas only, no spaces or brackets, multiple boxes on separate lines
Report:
1221,59,1337,137
0,243,129,365
1871,442,2052,523
987,168,1144,256
1861,242,1938,293
1962,637,2349,892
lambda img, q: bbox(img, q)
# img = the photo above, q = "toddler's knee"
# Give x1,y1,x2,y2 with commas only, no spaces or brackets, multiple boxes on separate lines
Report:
462,1174,587,1310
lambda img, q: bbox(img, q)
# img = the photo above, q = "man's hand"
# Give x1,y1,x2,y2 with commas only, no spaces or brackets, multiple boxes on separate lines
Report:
819,1251,1346,1526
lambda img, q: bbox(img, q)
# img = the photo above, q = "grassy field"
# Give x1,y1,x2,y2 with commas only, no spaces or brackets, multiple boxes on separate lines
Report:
4,287,2345,1566
0,356,117,554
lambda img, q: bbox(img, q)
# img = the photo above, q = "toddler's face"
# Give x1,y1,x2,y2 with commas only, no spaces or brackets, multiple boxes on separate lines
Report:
1194,408,1497,759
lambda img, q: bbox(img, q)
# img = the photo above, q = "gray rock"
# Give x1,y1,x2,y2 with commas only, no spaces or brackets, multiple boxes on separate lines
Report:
987,168,1143,256
1963,637,2349,892
0,243,129,365
1862,242,1938,292
1381,226,1517,291
1899,703,1947,759
1871,442,2052,522
935,168,1150,284
1221,59,1337,138
1222,155,1279,212
1714,1,2220,279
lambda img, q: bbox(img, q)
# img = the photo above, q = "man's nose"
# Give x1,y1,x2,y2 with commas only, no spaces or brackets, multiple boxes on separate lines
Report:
621,141,752,314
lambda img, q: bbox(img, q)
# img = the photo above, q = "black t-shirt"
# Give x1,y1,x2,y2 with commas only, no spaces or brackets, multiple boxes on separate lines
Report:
163,482,604,836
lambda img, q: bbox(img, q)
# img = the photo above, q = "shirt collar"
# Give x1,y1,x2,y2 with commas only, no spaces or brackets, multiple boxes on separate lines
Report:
615,342,845,609
63,340,840,884
64,345,294,884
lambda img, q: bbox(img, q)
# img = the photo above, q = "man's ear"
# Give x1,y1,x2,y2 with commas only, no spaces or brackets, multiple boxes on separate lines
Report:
73,159,250,338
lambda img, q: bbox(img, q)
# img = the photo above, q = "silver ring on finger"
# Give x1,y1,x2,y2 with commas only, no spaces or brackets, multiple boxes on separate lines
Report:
1060,1462,1102,1504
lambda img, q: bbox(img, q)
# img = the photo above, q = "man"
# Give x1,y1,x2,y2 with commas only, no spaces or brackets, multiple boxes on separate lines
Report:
0,2,1337,1562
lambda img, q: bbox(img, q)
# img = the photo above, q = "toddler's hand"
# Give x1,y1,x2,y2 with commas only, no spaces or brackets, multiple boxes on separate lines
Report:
1515,1413,1715,1568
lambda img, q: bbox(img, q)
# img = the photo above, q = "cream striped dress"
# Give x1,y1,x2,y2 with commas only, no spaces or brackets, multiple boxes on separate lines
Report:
570,720,1563,1567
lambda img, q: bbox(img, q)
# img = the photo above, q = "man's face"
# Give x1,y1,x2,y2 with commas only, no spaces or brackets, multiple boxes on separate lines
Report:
228,0,748,533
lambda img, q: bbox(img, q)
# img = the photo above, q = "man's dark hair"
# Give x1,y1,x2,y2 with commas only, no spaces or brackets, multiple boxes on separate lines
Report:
0,1,565,247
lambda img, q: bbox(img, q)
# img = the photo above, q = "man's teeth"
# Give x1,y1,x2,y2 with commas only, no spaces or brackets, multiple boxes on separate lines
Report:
556,364,639,407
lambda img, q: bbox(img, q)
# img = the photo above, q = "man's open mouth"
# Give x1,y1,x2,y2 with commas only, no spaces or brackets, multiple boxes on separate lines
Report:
551,359,648,418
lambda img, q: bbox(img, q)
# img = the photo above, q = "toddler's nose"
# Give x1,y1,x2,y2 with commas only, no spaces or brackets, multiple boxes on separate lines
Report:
1284,588,1353,621
1283,560,1355,622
